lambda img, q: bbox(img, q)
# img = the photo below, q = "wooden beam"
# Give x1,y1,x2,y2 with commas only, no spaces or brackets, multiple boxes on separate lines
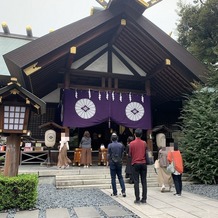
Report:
77,47,108,70
146,60,170,80
58,83,146,94
67,69,146,82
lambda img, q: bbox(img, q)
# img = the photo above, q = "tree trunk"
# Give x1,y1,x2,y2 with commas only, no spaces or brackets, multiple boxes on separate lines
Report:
4,134,21,177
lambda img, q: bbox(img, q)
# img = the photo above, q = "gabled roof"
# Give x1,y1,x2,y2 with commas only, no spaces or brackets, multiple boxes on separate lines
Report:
39,121,65,130
3,0,208,107
0,78,46,114
0,32,35,76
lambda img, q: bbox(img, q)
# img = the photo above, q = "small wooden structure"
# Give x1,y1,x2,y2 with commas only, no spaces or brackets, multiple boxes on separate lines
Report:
0,77,46,176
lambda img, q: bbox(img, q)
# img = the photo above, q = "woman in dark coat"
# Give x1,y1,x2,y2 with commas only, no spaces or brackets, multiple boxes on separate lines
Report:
125,136,134,184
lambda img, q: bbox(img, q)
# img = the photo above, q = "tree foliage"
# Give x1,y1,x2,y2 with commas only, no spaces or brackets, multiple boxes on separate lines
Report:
177,0,218,85
177,1,218,184
180,85,218,184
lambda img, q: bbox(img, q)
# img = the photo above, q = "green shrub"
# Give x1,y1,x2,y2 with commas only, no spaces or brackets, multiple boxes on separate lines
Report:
180,87,218,184
0,173,38,211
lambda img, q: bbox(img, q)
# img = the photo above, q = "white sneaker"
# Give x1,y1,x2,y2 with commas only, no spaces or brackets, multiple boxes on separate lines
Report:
161,185,165,192
175,194,181,197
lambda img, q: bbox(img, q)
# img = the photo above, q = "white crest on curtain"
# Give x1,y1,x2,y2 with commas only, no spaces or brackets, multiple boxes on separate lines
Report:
119,93,122,102
141,94,144,103
75,89,78,99
112,91,115,101
129,92,132,102
98,91,101,100
88,89,91,99
106,91,109,100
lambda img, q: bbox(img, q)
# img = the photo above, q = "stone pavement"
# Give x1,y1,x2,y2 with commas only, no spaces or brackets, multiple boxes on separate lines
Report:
103,187,218,218
1,186,217,218
0,165,218,217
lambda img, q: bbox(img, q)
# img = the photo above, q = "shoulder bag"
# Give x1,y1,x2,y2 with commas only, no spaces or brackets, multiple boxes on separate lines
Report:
167,152,175,173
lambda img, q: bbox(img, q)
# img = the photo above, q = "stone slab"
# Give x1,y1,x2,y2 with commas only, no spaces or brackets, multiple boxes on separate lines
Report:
14,210,39,218
100,205,130,216
0,213,7,218
74,206,101,218
46,208,70,218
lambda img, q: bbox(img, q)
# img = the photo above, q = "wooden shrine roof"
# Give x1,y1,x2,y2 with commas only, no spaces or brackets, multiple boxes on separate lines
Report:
2,0,208,107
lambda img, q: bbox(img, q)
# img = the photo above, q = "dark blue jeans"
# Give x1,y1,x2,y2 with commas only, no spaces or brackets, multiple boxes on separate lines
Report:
132,163,147,201
110,162,125,195
172,174,182,195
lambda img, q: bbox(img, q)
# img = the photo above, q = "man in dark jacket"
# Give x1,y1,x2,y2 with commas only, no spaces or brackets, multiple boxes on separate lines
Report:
107,133,126,197
129,128,147,204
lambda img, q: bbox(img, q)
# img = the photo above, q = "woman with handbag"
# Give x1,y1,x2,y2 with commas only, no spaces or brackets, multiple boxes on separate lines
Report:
80,131,92,168
167,143,184,197
156,133,173,192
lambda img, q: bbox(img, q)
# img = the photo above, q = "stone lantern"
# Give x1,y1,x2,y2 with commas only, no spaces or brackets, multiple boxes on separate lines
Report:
0,77,46,176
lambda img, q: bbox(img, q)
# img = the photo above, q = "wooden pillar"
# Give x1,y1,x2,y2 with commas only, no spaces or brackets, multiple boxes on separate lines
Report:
64,70,70,89
114,78,118,89
63,70,71,138
102,77,106,88
108,78,112,89
145,80,153,152
4,134,21,177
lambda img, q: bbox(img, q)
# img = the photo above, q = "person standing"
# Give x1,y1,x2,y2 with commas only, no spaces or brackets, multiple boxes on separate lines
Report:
107,133,126,197
80,131,92,168
156,133,173,192
57,141,71,169
167,143,184,197
129,128,147,204
125,136,134,184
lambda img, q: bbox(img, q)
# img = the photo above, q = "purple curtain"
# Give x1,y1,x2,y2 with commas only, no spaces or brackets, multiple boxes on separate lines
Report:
63,89,151,130
110,92,151,129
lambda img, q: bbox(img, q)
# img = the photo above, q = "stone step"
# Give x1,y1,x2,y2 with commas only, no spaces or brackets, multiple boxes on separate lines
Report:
55,172,157,180
55,166,159,189
56,177,158,186
56,182,159,189
55,172,191,189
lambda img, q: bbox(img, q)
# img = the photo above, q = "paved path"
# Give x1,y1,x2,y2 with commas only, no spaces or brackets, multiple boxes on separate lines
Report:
0,165,218,217
103,187,218,218
1,187,217,218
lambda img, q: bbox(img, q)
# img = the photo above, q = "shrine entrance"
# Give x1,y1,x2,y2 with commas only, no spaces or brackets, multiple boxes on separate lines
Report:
70,121,148,151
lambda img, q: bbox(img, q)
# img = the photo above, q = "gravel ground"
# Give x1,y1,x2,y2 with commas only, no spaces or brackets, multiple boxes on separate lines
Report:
183,184,218,200
5,183,218,218
7,184,140,218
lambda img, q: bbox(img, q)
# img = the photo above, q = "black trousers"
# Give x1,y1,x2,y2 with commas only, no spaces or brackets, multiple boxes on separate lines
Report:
172,174,182,195
132,163,147,201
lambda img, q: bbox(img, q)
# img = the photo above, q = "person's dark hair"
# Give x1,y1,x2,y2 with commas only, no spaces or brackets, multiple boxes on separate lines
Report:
111,133,118,141
134,128,142,138
127,136,134,144
174,143,179,151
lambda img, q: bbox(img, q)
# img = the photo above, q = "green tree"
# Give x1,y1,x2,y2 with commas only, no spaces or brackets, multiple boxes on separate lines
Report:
176,0,218,184
177,0,218,85
180,85,218,184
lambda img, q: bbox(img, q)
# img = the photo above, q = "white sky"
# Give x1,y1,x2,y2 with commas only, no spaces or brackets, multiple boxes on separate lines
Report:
0,0,194,40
